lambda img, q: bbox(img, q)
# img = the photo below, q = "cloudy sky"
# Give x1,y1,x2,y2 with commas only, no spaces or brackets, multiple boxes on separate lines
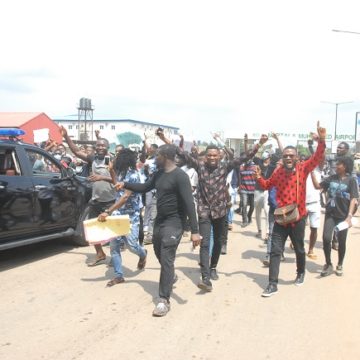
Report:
1,0,360,142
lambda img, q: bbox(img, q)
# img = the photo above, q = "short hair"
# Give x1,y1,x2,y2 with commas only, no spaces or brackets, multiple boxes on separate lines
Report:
337,156,353,174
205,144,219,152
158,144,177,161
338,141,350,151
283,145,297,153
151,144,159,149
97,138,109,148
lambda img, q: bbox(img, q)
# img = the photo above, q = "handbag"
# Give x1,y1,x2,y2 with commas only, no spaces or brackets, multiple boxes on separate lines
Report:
274,166,300,225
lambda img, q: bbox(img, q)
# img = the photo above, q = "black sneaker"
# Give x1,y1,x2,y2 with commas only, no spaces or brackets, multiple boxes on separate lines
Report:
255,231,262,239
261,284,278,297
198,278,213,292
294,272,305,286
320,264,333,277
210,268,219,281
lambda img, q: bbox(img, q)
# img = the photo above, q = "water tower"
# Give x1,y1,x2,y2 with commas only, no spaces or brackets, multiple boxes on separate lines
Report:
77,98,94,141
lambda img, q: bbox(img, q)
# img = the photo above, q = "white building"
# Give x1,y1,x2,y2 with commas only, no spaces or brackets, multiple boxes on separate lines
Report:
54,118,179,149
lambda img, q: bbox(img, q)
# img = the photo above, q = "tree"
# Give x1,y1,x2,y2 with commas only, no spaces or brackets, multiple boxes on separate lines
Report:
116,132,142,148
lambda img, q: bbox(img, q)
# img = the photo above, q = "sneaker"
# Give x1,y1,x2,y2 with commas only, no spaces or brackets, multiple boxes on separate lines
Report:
221,244,227,255
210,268,219,281
294,272,305,286
143,234,153,245
197,278,213,292
335,265,343,277
255,231,262,239
262,256,270,267
320,264,333,277
137,249,148,270
261,283,278,297
152,298,171,317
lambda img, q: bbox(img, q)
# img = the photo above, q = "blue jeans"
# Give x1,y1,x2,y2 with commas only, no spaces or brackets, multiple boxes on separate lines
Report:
110,215,146,278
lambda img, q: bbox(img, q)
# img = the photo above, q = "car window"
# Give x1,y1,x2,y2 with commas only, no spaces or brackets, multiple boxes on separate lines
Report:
26,150,61,177
0,147,22,176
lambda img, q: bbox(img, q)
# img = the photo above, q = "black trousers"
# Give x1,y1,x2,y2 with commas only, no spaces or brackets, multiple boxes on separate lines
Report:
152,218,183,300
269,217,306,284
199,215,227,279
322,215,348,266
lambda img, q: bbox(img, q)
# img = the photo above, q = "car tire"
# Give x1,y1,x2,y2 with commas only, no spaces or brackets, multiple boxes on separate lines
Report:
70,205,91,246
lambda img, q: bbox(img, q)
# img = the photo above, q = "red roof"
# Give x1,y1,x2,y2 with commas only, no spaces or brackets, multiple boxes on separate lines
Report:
0,112,45,127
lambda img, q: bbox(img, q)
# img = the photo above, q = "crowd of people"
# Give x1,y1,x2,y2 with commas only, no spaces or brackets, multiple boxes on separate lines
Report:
36,122,359,316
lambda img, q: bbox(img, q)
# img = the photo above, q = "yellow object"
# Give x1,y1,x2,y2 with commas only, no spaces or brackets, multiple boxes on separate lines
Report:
83,215,131,245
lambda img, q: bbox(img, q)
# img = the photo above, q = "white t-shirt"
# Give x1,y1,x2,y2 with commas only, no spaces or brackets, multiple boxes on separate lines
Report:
306,168,321,204
181,165,198,188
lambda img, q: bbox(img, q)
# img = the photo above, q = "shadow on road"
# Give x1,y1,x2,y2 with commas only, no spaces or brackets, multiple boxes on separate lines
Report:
0,239,77,272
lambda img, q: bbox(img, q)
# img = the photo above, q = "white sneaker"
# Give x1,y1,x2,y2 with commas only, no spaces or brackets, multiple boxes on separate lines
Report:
152,299,170,317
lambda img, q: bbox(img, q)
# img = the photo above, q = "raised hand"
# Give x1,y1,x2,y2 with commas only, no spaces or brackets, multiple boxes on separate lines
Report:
317,121,326,140
59,125,67,138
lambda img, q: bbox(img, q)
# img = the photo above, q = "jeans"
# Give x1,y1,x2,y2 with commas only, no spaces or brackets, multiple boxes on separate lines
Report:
269,217,306,284
152,218,183,300
240,192,254,224
199,215,227,279
110,214,146,278
227,186,237,225
254,190,269,233
322,215,348,266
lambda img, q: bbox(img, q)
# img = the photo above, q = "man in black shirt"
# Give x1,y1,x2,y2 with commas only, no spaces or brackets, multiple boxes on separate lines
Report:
117,144,201,317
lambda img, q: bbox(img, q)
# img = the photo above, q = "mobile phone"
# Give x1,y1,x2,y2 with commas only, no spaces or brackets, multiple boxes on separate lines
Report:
104,156,110,165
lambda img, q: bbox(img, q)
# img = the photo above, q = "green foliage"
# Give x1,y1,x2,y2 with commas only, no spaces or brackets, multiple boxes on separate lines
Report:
116,132,142,147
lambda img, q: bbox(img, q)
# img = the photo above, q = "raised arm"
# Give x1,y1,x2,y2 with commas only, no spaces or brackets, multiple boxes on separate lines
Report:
156,128,172,145
303,122,326,174
271,132,284,153
212,132,234,160
59,125,89,162
176,148,200,171
122,172,157,193
232,134,268,168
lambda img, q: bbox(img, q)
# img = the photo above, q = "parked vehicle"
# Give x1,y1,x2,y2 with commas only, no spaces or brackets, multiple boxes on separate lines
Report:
0,128,92,250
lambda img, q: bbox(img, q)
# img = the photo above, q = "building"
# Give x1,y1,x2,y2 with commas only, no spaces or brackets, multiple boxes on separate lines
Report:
0,112,62,144
54,118,179,150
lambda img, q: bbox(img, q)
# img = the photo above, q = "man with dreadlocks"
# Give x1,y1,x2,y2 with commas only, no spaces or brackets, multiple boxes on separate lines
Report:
98,148,148,287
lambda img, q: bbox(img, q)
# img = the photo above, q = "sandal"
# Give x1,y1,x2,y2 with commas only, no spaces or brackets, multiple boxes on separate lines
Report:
307,253,317,260
87,256,106,267
106,277,125,287
137,249,148,270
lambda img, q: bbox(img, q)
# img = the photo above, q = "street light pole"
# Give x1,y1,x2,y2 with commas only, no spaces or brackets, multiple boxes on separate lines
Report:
321,101,353,140
356,112,360,142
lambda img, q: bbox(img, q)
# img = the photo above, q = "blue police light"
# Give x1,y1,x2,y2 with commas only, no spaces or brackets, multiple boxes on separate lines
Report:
0,128,25,137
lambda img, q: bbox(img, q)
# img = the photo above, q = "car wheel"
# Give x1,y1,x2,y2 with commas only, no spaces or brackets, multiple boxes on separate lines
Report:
70,205,91,246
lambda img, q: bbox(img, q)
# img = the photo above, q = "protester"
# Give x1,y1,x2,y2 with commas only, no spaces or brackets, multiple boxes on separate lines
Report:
60,126,116,266
116,144,201,317
97,148,147,286
311,156,359,277
177,133,268,291
255,122,326,297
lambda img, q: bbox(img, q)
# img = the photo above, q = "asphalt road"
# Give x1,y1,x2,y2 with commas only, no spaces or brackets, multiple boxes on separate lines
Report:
1,212,360,360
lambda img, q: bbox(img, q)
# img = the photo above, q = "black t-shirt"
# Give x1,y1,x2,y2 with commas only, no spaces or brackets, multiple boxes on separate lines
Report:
321,174,359,219
124,167,198,233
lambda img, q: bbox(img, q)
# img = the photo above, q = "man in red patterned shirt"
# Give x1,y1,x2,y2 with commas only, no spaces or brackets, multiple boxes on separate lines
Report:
255,122,326,297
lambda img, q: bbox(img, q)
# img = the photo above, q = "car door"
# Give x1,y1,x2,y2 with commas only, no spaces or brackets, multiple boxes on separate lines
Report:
24,148,80,233
0,145,35,244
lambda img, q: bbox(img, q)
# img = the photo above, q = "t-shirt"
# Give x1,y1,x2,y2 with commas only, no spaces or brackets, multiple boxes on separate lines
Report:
320,174,359,219
87,155,116,202
306,168,321,204
124,167,198,234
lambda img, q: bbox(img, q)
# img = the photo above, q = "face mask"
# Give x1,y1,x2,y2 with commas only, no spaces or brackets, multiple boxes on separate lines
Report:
54,154,62,160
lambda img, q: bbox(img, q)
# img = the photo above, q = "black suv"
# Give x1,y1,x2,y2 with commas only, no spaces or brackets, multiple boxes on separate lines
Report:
0,129,92,250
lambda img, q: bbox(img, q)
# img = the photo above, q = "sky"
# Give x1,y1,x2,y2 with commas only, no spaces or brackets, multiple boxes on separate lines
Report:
1,0,360,143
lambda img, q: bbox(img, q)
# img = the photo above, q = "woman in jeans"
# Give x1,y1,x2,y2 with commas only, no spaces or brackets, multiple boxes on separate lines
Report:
312,157,358,277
